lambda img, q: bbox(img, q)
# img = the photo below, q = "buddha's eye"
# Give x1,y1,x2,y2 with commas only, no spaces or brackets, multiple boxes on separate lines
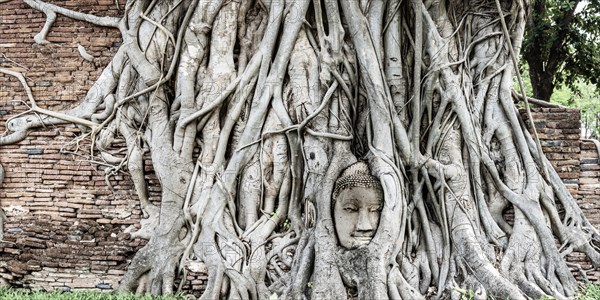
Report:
369,206,383,212
343,206,358,212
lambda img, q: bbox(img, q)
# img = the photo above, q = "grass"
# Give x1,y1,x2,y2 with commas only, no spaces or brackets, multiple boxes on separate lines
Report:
3,284,600,299
577,284,600,300
0,288,187,300
453,284,600,300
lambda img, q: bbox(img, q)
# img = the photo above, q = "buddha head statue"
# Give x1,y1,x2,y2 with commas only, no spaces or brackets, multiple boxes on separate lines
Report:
332,161,383,249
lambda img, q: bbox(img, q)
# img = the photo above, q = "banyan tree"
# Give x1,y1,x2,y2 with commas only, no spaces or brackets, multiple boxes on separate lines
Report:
1,0,599,299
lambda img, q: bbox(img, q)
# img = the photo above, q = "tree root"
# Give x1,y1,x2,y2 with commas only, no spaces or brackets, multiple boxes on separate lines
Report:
3,0,599,299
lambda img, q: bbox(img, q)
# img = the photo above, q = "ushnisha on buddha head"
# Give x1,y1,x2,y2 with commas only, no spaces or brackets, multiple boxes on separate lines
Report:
332,161,383,249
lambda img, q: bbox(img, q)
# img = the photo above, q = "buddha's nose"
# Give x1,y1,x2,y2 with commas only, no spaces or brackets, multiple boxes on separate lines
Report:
356,209,374,232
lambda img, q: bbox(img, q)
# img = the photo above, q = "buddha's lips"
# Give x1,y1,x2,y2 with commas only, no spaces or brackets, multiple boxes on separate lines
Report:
352,236,374,243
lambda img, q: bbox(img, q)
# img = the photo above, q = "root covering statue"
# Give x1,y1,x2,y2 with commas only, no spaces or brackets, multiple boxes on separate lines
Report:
1,0,599,299
333,161,383,249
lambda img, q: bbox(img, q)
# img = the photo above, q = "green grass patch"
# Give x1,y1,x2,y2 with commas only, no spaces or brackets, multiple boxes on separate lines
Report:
3,284,600,299
577,284,600,300
0,288,187,300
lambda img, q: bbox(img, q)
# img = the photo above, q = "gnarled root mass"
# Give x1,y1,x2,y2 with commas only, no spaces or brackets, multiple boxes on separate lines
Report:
2,0,599,299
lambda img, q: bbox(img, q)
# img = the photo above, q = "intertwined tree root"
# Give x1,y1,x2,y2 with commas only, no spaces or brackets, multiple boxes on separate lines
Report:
1,0,599,299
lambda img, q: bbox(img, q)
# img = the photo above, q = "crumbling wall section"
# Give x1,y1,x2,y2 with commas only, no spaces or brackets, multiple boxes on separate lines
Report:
0,0,598,294
0,0,206,293
521,107,600,282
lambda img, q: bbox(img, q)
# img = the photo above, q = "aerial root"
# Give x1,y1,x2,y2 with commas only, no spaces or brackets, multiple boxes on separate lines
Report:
5,0,600,299
119,237,185,295
24,0,121,44
388,266,425,300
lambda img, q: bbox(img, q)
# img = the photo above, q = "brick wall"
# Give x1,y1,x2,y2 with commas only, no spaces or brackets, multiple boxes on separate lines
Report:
580,140,600,218
0,0,141,292
0,2,209,295
522,108,582,193
0,0,599,295
574,140,600,282
521,107,600,282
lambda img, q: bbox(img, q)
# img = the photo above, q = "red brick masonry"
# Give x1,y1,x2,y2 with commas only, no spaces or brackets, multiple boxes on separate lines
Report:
521,108,600,282
0,0,208,293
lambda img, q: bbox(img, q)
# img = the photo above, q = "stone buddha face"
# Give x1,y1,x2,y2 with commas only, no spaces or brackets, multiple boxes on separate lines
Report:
332,162,383,249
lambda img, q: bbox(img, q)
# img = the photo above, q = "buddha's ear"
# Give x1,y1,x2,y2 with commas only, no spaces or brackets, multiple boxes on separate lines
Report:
304,199,316,228
380,174,401,210
368,155,401,210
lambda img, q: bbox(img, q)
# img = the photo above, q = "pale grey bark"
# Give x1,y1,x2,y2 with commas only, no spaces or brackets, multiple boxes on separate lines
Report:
1,0,599,299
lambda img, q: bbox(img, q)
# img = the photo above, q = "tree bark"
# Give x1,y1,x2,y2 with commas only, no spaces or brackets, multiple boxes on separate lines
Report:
1,0,599,299
523,0,580,101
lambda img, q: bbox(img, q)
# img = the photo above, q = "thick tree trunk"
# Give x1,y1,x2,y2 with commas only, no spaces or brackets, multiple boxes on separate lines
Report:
523,0,579,101
527,56,556,101
2,0,599,299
